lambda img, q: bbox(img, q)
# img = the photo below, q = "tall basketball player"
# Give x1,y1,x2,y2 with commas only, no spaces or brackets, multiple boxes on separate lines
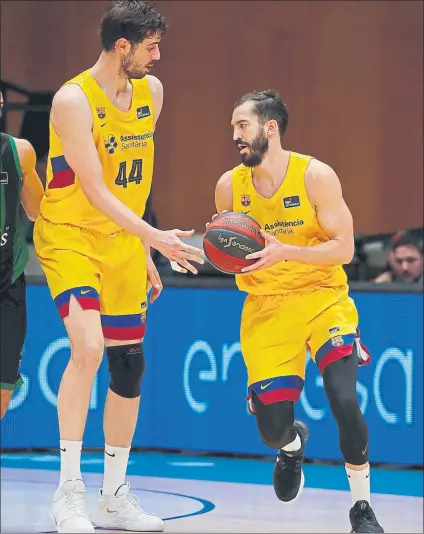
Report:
210,90,384,533
33,2,204,532
0,90,44,418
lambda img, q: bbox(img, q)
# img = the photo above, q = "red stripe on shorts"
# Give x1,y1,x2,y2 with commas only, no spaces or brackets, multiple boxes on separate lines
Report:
318,344,353,373
258,388,302,404
102,325,146,340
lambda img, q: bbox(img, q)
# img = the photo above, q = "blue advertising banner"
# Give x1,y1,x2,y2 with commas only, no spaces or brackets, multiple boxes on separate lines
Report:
2,285,422,466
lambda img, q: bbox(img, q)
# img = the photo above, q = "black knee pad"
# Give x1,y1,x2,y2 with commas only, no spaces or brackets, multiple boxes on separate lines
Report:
323,352,369,465
252,392,297,450
106,343,145,398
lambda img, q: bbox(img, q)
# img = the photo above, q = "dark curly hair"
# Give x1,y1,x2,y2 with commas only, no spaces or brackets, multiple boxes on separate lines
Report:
234,89,289,136
100,1,167,51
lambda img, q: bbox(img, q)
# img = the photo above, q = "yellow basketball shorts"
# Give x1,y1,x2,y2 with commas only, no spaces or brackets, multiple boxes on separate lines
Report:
33,216,148,340
241,285,370,409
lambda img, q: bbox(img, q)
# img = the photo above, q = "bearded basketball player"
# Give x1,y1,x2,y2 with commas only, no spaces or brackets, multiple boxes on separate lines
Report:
209,89,384,534
33,2,204,531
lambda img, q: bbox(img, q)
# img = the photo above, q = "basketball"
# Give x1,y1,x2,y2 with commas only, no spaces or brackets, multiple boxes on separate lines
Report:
203,212,265,274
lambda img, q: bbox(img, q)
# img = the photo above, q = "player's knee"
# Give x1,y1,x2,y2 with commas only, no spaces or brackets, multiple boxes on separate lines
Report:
107,343,145,398
332,393,360,425
253,394,295,449
0,390,13,419
323,355,359,418
71,336,104,372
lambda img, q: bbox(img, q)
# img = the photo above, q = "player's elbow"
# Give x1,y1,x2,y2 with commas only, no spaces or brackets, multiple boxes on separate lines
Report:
340,240,355,265
26,208,39,222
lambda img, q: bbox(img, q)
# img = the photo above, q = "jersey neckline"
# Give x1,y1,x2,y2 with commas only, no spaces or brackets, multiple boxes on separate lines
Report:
248,151,293,203
86,70,139,120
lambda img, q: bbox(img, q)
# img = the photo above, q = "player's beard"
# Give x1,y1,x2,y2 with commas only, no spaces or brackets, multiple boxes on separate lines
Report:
240,129,269,167
120,49,147,79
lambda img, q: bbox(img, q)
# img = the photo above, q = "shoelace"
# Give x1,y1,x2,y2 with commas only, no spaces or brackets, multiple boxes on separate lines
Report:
117,492,147,514
62,491,88,518
358,507,377,523
279,453,303,472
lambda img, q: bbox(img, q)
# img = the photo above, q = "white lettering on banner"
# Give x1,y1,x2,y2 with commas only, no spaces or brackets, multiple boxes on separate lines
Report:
222,342,242,381
184,341,414,425
38,337,98,409
183,341,217,414
183,341,243,413
374,348,413,425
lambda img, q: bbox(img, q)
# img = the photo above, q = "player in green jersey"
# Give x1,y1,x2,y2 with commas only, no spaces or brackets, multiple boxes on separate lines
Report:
0,90,44,417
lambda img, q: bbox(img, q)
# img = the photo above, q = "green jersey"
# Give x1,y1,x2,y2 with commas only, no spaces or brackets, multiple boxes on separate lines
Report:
0,132,29,294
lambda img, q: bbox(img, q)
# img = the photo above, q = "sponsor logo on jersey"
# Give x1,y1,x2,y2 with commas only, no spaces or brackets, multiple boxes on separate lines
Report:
264,219,305,236
0,171,8,184
329,326,341,335
120,131,153,150
104,134,118,154
137,105,151,119
283,195,300,208
104,132,154,153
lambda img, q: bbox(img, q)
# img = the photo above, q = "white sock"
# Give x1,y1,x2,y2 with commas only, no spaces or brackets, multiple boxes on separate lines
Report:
346,465,371,505
58,440,82,488
102,444,131,496
282,433,301,452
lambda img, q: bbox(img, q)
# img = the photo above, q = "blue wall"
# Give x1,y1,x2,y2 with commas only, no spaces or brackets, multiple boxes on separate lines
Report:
2,285,422,466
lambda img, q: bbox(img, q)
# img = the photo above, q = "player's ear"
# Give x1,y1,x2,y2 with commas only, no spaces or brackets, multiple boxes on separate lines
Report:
115,38,131,55
266,120,278,137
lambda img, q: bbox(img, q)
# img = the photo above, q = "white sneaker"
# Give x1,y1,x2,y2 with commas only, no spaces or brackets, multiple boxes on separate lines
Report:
92,482,164,532
50,478,94,533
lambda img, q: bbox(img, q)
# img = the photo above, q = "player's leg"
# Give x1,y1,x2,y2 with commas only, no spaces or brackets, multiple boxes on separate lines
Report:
308,287,383,533
93,232,163,532
241,293,309,503
34,219,102,533
0,273,26,418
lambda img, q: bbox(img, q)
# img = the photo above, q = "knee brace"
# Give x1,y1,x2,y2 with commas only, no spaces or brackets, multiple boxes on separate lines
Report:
106,343,145,398
323,351,369,464
252,392,297,449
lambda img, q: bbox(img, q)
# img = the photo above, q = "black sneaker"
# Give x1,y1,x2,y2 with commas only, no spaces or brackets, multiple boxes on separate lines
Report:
272,420,309,502
350,501,384,533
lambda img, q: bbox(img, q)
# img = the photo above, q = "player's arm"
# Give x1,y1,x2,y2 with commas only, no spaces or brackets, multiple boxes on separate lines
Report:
204,170,233,232
16,138,44,221
147,75,163,128
143,75,164,233
215,170,233,213
51,84,203,270
288,160,355,265
243,161,354,271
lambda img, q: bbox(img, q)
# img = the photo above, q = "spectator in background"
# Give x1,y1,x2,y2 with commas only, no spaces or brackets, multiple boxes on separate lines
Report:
373,230,406,283
374,232,423,283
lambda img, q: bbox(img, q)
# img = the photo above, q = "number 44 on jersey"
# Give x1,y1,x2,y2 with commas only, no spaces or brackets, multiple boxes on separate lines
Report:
115,159,143,188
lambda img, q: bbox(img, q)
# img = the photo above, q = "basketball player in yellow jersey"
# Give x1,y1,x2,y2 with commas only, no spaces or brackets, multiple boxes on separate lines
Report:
33,2,203,532
211,90,383,533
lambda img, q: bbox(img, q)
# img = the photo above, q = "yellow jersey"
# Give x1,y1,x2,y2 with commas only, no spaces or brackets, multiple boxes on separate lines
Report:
232,152,348,295
40,70,155,234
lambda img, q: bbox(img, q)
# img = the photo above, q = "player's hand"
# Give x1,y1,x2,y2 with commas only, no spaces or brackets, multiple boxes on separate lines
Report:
146,255,163,303
241,230,292,273
204,210,228,231
150,228,204,275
